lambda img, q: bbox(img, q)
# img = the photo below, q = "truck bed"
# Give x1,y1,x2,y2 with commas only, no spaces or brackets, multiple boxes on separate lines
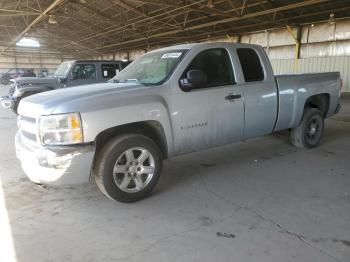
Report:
274,72,341,131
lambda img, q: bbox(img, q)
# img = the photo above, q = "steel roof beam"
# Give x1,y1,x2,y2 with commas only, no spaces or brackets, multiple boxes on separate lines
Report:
0,0,66,55
87,0,332,52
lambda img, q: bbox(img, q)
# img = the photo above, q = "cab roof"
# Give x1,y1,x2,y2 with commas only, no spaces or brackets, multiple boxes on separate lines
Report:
150,42,261,53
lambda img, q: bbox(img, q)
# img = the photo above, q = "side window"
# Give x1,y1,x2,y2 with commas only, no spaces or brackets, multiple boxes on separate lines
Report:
181,48,235,89
102,64,120,78
72,64,96,79
236,48,264,82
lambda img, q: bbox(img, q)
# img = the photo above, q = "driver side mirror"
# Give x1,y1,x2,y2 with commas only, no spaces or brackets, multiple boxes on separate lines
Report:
179,69,207,92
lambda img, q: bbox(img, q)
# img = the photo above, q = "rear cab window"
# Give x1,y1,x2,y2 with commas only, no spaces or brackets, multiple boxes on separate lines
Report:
102,64,120,78
121,61,132,69
236,48,264,82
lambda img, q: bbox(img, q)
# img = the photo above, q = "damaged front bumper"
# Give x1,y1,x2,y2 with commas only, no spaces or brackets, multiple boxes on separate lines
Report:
15,132,95,186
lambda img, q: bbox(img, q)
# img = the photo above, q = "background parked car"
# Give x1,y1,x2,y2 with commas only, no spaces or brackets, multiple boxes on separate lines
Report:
1,68,36,85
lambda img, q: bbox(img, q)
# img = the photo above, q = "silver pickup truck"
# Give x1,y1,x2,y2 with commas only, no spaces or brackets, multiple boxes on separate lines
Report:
15,42,342,202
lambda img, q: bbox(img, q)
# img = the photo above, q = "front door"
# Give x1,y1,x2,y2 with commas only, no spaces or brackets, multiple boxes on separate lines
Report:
171,48,244,155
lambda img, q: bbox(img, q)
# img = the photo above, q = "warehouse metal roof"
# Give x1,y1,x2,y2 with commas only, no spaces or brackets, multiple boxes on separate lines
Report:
0,0,349,56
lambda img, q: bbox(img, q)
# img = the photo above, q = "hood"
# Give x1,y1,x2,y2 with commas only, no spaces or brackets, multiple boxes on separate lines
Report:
18,82,145,117
13,76,58,87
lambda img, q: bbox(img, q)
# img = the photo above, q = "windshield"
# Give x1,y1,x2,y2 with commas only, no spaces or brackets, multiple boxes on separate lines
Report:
54,61,72,77
111,49,187,85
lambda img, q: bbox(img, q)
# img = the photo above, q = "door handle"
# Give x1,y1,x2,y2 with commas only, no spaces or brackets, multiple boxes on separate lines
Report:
225,94,241,101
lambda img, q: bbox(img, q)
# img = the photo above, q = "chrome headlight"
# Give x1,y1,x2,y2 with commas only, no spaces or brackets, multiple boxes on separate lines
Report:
39,113,83,145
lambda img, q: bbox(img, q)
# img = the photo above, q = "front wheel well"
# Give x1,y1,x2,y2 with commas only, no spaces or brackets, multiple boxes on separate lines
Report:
304,93,330,116
94,121,168,160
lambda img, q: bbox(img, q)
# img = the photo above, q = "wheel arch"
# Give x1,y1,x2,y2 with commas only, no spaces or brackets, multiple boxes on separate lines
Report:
19,85,53,96
94,120,169,161
304,93,330,116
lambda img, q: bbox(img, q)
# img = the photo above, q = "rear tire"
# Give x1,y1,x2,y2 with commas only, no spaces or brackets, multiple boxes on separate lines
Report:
94,134,163,202
291,108,324,148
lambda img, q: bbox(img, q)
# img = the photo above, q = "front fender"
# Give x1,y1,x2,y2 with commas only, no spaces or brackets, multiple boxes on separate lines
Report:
14,85,53,98
54,95,174,156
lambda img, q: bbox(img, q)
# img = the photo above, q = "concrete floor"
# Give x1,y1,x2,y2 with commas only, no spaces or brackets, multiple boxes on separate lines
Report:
0,85,349,262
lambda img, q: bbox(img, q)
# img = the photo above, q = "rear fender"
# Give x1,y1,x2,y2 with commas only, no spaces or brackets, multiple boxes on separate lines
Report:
274,72,340,131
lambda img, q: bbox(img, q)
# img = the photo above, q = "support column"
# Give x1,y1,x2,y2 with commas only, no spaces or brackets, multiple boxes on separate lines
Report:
39,48,42,73
286,25,301,73
225,34,235,43
237,34,242,43
13,49,18,69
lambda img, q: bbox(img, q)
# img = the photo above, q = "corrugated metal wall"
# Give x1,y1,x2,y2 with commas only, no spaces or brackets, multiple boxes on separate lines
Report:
93,49,145,62
0,54,65,75
196,19,350,93
239,19,350,59
271,56,350,92
0,46,75,75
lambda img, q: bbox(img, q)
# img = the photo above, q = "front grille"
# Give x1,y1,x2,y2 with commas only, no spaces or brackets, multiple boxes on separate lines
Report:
22,130,37,141
18,115,38,144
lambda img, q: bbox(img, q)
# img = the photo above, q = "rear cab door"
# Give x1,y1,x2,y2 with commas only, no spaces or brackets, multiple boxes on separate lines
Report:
234,45,278,139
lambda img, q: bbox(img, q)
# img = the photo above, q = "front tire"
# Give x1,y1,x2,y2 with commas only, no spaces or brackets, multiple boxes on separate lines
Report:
94,134,163,202
291,108,324,148
1,77,9,85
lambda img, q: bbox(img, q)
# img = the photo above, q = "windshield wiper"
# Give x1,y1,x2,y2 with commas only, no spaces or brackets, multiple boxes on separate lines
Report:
124,78,140,83
113,78,142,84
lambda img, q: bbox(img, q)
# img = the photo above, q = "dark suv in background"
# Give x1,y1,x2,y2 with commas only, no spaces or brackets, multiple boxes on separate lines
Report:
1,60,131,114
